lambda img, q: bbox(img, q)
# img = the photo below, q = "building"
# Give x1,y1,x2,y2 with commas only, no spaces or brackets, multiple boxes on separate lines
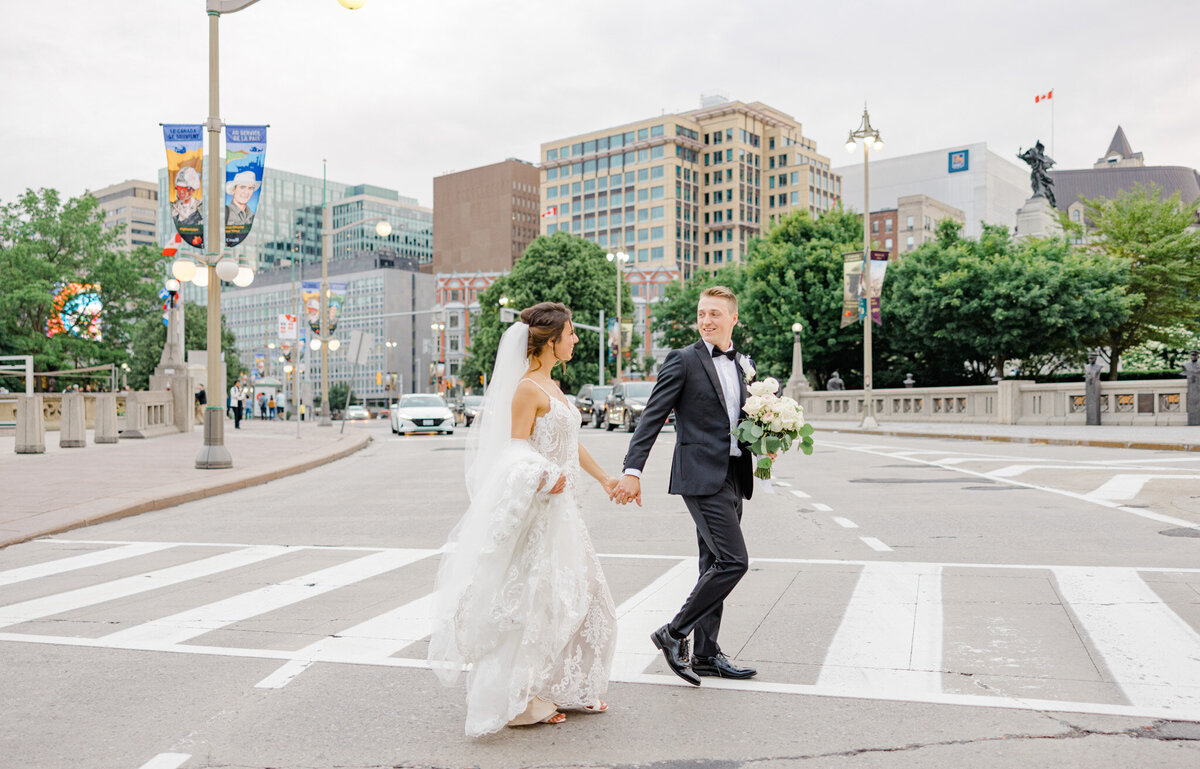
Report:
1051,126,1200,229
868,194,965,258
836,143,1028,238
626,265,680,368
538,96,840,278
218,253,435,408
435,271,505,392
433,159,540,274
157,168,433,296
93,179,158,252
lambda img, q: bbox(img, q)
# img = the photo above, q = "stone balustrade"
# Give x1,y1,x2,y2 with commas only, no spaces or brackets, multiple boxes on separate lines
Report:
121,390,177,439
0,393,129,432
796,378,1189,426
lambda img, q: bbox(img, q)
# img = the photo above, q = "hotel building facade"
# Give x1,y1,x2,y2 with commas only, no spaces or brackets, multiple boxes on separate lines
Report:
538,97,841,278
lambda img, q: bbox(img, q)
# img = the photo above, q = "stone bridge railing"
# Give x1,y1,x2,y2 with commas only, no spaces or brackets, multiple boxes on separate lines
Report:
795,379,1189,426
0,392,206,435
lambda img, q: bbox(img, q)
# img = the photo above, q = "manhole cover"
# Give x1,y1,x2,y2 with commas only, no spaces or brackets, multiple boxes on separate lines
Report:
1159,527,1200,538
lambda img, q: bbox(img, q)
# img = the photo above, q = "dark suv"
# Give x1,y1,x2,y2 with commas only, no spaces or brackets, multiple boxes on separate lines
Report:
574,384,612,428
605,380,673,432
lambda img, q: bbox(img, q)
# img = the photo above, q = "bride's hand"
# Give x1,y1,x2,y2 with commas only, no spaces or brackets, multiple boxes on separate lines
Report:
547,473,567,494
599,475,617,497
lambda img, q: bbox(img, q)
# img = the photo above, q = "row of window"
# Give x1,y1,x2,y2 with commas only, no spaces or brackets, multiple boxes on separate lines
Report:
706,128,761,148
546,124,668,162
547,144,668,180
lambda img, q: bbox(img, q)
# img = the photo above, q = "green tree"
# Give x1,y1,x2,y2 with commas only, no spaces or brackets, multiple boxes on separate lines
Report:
127,302,239,391
461,232,630,393
325,381,355,412
738,208,865,386
882,223,1132,383
1067,184,1200,378
0,189,162,385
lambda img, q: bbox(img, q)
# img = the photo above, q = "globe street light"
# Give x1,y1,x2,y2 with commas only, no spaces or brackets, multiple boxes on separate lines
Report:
605,251,629,384
845,107,884,429
785,321,812,397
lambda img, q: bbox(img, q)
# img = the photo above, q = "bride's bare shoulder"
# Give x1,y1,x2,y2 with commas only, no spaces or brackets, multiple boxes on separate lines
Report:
513,379,550,410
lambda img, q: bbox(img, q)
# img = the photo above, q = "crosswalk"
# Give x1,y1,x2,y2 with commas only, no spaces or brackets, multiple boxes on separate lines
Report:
2,538,1199,722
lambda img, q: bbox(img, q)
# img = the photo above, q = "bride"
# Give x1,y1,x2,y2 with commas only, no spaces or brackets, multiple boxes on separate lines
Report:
428,302,618,736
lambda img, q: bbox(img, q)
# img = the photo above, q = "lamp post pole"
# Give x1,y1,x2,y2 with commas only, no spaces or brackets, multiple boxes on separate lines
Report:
606,252,628,384
845,107,883,430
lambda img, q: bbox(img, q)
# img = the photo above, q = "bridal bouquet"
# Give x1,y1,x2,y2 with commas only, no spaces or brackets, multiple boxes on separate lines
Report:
732,375,814,480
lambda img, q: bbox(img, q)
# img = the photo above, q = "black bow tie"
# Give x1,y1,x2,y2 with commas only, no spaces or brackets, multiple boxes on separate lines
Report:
711,346,736,361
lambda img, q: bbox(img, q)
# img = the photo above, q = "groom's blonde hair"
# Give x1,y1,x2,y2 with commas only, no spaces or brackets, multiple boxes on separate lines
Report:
700,285,738,313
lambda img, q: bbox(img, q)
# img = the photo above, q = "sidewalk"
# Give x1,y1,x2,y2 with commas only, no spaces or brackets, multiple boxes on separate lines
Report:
812,419,1200,452
0,417,370,548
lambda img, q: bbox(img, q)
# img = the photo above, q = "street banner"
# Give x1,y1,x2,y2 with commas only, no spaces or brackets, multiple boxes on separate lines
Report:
867,250,890,325
278,313,297,340
280,341,293,362
302,280,347,335
224,125,267,248
840,251,863,328
163,124,204,248
47,282,103,340
606,317,619,362
254,352,266,377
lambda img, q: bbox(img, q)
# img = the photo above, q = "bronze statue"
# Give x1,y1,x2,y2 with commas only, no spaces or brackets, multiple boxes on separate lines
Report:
1084,351,1105,426
1017,141,1057,208
1184,350,1200,426
826,371,845,391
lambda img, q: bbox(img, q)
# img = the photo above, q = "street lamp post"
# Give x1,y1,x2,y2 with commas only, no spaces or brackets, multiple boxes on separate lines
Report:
845,107,884,430
785,321,812,398
430,321,445,394
606,251,629,384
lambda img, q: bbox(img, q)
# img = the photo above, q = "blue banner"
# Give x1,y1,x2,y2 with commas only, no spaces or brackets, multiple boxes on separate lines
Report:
163,124,205,248
224,125,267,248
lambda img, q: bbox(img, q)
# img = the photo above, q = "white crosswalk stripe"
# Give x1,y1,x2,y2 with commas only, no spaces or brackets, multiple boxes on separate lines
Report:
2,539,1199,721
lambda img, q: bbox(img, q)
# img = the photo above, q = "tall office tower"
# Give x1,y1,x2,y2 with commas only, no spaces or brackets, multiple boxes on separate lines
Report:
538,96,839,278
433,158,540,274
92,179,159,252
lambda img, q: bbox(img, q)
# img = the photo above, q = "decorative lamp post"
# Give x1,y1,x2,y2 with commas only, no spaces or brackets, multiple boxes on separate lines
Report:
785,321,812,398
605,251,629,383
844,107,884,429
431,321,446,393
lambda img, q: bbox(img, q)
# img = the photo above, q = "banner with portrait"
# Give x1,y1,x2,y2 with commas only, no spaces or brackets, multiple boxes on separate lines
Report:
866,250,890,325
46,282,103,340
302,280,347,335
224,125,267,248
840,252,863,328
163,124,204,248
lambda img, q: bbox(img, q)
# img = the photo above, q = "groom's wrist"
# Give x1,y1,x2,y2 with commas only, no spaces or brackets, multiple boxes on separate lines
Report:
623,468,642,479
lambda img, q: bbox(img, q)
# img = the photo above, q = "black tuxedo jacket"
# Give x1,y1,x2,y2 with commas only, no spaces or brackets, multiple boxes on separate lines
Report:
623,340,754,500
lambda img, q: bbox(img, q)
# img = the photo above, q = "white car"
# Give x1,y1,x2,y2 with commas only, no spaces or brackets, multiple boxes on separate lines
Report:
391,394,455,435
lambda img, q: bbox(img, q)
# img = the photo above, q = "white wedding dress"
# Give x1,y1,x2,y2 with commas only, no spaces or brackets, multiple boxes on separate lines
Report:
429,370,616,737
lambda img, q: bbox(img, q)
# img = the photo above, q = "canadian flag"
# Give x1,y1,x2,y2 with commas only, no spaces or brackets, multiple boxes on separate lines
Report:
1034,89,1053,103
161,231,183,258
541,206,558,218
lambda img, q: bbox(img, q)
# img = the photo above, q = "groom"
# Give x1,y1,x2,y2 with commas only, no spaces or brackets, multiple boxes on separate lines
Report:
612,285,756,685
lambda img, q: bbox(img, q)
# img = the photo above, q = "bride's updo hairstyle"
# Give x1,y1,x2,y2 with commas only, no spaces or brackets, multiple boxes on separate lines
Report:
521,302,572,371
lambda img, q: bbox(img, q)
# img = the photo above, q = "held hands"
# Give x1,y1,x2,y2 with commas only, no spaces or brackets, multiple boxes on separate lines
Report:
610,474,642,507
599,475,618,498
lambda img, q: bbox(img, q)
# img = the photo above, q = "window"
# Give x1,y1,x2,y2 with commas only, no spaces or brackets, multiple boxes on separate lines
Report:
638,208,650,222
572,143,583,157
638,168,649,182
610,192,623,207
650,186,664,200
547,168,558,180
583,179,595,193
1072,209,1081,222
885,219,893,233
650,226,664,240
906,236,914,250
651,246,664,260
885,238,893,249
650,165,664,179
638,188,649,202
651,206,664,220
924,216,931,230
906,216,914,230
872,220,879,233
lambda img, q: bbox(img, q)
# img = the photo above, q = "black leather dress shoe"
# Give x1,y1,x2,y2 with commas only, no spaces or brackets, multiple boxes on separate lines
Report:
650,625,701,686
692,652,757,679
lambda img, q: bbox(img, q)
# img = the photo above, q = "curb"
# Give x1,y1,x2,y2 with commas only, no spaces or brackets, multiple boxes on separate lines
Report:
3,433,372,548
822,426,1199,452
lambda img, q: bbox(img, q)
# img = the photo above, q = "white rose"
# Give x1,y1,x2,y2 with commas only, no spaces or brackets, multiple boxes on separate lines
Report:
769,416,784,433
762,377,780,395
749,380,774,398
743,395,766,416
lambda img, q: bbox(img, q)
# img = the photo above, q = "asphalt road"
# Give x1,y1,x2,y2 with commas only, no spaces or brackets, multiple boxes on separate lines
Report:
2,419,1199,769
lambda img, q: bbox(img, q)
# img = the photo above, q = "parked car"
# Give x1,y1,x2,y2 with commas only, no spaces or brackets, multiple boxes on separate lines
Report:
574,384,613,428
390,394,455,435
460,395,484,426
345,404,371,420
605,380,672,432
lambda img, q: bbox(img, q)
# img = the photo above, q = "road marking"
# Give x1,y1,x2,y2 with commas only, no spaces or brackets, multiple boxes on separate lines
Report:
1085,474,1200,502
822,440,1200,530
832,517,858,529
989,465,1194,479
1053,566,1200,711
788,489,810,499
137,754,190,769
818,563,942,694
255,592,437,688
611,558,694,678
812,503,833,512
0,542,178,587
102,549,436,648
0,546,291,629
859,537,893,552
772,480,791,487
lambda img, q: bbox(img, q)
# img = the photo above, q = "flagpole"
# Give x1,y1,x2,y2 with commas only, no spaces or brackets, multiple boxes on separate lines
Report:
1051,87,1055,158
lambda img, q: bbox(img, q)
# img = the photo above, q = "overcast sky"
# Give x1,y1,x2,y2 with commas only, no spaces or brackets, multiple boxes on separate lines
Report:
2,0,1197,210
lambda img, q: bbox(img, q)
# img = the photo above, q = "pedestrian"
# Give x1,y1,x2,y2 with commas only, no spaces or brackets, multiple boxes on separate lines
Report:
613,285,760,684
267,395,275,420
299,403,306,421
259,392,267,420
429,302,617,736
229,382,243,429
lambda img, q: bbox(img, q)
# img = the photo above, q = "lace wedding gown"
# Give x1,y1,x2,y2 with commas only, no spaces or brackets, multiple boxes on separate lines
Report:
429,387,616,737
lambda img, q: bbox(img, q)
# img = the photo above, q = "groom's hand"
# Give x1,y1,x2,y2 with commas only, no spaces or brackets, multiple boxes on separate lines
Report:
613,475,642,506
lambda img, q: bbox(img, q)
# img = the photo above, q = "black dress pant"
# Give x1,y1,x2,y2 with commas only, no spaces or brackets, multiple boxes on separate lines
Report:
232,404,242,428
669,458,747,657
